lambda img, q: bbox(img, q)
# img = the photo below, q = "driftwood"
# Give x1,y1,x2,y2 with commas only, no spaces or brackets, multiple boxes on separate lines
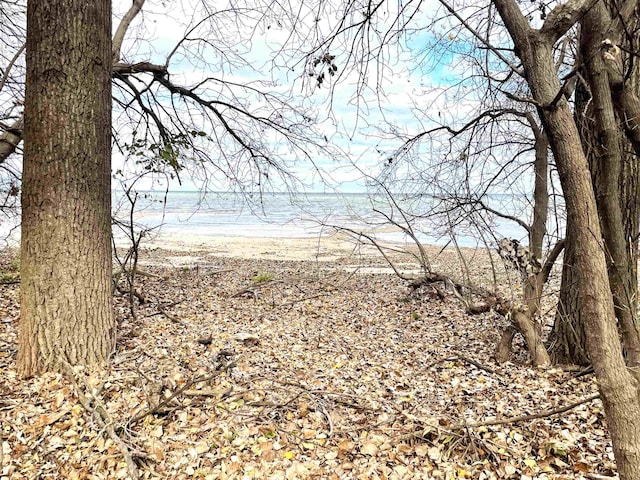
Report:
408,272,507,316
334,218,559,366
409,270,550,366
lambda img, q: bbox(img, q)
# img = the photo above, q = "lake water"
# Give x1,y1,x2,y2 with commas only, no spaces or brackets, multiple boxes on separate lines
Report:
112,190,532,248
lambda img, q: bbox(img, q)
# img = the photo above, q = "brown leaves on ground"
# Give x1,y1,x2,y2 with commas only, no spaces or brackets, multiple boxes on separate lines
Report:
0,247,614,479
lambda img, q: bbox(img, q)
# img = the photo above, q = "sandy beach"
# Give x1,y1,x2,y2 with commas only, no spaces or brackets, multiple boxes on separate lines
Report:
139,231,373,262
132,231,497,279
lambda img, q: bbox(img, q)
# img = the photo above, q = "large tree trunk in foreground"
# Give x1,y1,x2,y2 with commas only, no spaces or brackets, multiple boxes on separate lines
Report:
493,1,640,478
17,0,115,376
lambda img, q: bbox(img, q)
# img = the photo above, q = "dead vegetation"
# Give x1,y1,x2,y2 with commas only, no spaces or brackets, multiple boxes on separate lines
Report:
0,247,613,479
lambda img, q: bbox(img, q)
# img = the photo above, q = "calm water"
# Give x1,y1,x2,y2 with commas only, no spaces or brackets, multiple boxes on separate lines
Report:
112,190,533,248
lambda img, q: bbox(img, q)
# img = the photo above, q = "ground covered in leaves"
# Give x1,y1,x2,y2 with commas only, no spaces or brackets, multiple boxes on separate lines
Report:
1,244,613,479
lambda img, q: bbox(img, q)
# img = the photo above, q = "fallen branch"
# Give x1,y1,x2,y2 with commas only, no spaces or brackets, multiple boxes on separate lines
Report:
60,360,140,480
129,361,236,425
203,268,234,276
231,285,263,299
452,393,600,430
157,305,186,326
425,353,497,375
403,393,601,445
231,279,282,299
268,378,377,412
276,291,332,308
114,284,146,304
112,267,167,281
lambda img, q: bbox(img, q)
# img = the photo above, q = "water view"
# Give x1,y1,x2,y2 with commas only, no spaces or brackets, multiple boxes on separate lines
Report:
112,190,534,248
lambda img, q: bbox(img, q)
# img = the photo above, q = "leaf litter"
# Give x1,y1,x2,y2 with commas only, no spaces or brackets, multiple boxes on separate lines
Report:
0,244,615,479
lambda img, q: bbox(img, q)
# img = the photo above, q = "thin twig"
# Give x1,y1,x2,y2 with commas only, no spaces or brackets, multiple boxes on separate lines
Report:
0,43,25,94
453,394,600,430
157,305,186,326
424,354,497,375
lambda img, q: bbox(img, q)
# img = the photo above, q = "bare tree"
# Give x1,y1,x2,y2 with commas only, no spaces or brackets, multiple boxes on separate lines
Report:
492,1,640,477
285,0,640,475
1,1,336,188
549,1,640,367
5,1,344,375
305,1,567,366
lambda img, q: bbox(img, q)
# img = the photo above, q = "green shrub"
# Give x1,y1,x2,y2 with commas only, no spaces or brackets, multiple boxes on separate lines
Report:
252,272,273,284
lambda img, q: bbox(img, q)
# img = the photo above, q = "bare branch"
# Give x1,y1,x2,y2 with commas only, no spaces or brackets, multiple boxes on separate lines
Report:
112,0,145,63
0,116,23,163
446,393,601,430
0,42,24,93
113,61,166,76
439,0,524,76
475,198,531,232
541,238,565,284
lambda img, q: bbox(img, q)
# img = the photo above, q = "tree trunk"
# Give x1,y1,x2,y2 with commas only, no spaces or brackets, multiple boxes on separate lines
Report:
522,115,551,366
17,0,114,376
580,4,640,366
495,114,552,367
548,222,590,365
550,0,640,368
493,1,640,478
548,44,592,366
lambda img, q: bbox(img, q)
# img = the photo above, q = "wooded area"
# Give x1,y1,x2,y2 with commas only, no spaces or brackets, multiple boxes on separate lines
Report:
2,0,640,478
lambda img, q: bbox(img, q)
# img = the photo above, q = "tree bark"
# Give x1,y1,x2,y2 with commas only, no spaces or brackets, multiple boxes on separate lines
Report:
492,0,640,477
17,0,115,376
495,115,552,367
580,3,640,367
549,221,590,366
551,0,640,368
522,115,551,366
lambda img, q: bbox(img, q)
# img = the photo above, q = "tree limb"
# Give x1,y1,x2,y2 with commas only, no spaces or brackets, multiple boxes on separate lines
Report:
541,238,565,284
129,362,235,425
0,117,23,164
0,43,25,94
452,393,600,430
112,0,146,63
539,0,600,45
60,360,140,480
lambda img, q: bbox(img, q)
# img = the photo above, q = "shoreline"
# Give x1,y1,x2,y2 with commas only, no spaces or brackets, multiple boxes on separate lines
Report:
134,231,368,262
123,231,500,283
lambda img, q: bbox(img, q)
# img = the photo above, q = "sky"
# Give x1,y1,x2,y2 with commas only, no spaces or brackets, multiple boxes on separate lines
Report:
110,0,467,194
0,0,548,246
0,0,536,197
